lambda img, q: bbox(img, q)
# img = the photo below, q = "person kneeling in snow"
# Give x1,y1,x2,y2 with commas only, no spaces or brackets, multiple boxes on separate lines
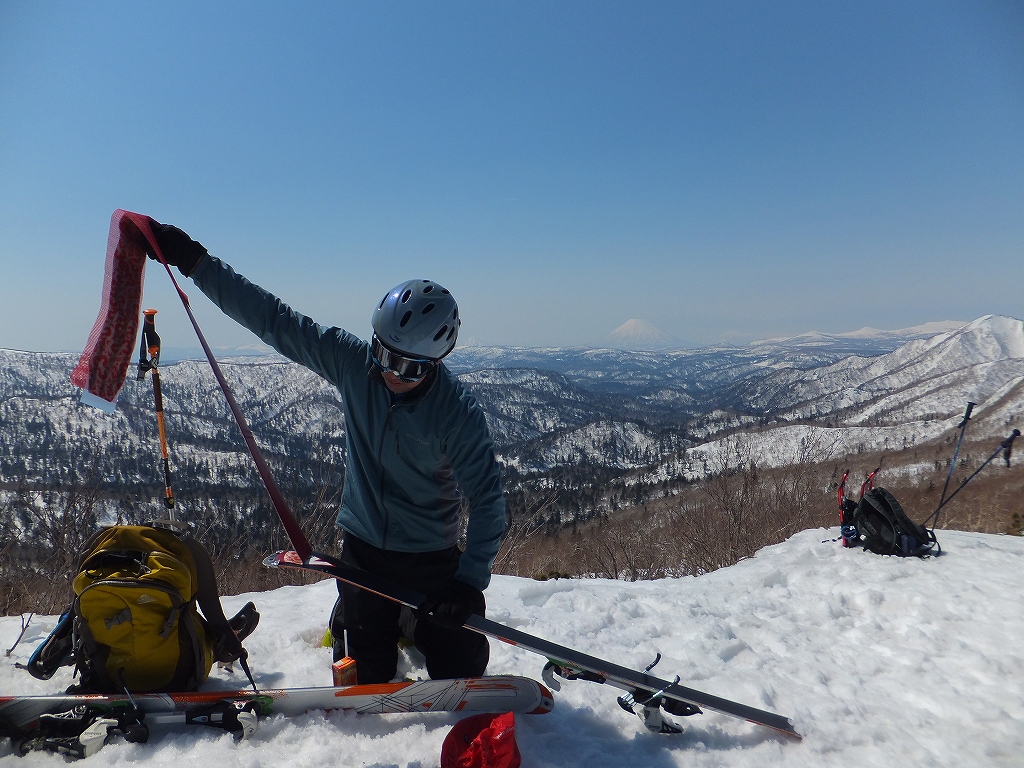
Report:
146,220,505,684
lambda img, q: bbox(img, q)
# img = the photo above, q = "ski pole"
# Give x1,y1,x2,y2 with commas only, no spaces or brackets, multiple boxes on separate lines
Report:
935,402,975,515
925,429,1020,526
137,309,176,518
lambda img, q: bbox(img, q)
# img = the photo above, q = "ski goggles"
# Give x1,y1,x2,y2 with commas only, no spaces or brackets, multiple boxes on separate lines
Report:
371,335,436,382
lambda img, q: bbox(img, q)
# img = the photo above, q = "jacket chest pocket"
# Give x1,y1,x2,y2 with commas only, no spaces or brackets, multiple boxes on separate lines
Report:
391,424,441,468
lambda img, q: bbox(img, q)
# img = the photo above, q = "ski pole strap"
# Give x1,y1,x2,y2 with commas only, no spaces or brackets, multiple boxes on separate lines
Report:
143,309,160,365
1003,429,1020,466
136,310,160,379
128,213,313,561
153,369,175,512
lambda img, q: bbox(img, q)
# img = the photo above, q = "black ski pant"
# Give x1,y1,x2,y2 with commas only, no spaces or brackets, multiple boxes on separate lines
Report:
329,535,489,684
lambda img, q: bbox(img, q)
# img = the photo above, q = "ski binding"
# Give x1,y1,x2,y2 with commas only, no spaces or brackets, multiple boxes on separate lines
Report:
543,653,699,735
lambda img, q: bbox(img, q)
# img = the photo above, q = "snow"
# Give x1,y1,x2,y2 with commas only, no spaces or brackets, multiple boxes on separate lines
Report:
2,528,1023,766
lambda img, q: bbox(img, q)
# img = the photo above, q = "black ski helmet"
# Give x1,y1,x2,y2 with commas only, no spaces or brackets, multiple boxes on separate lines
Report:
371,279,460,359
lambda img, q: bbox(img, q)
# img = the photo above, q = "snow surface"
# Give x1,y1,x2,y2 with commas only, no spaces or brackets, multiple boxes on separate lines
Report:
2,528,1023,767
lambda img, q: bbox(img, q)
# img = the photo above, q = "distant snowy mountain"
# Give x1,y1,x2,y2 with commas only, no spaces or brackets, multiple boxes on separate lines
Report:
606,319,680,350
446,318,970,395
754,319,968,348
677,315,1024,479
2,315,1021,501
455,315,1024,480
734,315,1023,428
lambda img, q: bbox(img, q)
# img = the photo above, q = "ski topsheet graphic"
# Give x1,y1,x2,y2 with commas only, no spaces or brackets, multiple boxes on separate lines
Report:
0,676,552,731
266,550,802,739
0,676,553,757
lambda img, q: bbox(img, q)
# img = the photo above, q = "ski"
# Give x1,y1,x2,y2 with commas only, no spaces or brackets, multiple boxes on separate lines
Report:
266,550,801,740
0,675,553,754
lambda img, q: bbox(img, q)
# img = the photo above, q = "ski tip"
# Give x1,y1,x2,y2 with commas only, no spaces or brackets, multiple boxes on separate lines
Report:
261,552,283,568
768,720,802,741
262,551,303,568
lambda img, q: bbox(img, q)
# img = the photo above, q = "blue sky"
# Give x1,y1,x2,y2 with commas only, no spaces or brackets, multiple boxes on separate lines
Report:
1,1,1022,353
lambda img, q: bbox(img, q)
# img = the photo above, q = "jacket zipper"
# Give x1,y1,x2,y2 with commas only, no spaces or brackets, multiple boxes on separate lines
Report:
377,404,398,550
375,376,432,551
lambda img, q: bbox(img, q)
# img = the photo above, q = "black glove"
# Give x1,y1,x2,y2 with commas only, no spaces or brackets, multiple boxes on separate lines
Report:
419,579,485,630
145,217,209,277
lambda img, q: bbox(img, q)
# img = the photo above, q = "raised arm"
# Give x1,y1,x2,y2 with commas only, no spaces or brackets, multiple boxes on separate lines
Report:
145,219,364,385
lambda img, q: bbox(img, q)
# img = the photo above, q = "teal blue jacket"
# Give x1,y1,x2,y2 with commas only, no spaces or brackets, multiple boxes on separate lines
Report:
190,256,506,590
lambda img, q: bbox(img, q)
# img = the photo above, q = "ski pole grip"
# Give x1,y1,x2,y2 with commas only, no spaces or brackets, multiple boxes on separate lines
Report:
143,309,160,358
1003,429,1021,467
956,401,975,429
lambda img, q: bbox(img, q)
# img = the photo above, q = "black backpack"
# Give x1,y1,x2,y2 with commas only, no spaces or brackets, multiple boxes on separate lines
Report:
849,487,938,557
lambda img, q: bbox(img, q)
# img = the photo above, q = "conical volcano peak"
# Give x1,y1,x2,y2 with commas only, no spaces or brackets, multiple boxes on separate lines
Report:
608,319,677,349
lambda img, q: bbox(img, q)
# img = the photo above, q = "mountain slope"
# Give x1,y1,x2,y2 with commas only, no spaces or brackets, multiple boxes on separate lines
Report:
673,317,1024,479
2,315,1021,492
729,315,1023,432
0,350,347,491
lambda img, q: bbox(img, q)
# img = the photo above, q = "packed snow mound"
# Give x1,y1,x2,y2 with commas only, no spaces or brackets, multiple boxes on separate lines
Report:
2,528,1022,766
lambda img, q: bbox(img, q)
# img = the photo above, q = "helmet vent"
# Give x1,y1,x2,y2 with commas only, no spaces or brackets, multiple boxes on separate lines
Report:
433,325,448,342
400,310,412,327
423,284,434,293
401,289,412,303
446,327,456,341
421,302,435,315
378,294,388,309
441,288,450,294
453,307,458,320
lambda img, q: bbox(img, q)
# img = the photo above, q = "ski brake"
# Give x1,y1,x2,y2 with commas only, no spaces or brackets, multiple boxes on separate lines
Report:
179,700,261,740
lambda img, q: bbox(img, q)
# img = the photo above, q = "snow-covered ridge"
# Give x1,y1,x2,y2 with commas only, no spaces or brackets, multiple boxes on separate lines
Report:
672,316,1024,479
0,349,347,490
1,316,1021,486
733,315,1024,427
753,318,968,345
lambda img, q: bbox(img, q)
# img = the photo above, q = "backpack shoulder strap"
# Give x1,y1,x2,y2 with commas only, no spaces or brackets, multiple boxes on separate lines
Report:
179,536,244,663
74,527,111,571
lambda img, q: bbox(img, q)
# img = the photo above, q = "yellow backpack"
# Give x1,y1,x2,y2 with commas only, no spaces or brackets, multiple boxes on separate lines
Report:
70,526,220,693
